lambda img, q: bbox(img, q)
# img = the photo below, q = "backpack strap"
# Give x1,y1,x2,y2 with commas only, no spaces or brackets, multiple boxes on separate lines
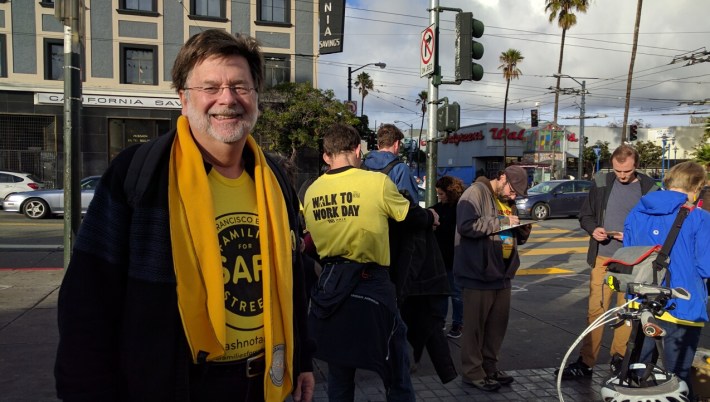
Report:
652,202,695,285
363,158,401,175
124,132,175,208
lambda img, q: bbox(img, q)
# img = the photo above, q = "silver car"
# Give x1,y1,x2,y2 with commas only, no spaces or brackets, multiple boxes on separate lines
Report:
2,176,100,219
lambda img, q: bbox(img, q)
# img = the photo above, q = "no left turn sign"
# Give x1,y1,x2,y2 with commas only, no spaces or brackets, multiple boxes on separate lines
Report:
420,24,435,77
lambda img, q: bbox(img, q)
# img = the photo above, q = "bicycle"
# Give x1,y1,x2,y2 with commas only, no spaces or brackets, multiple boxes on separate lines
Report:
556,282,691,402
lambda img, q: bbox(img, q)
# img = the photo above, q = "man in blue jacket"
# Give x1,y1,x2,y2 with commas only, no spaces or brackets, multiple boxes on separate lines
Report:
362,124,420,203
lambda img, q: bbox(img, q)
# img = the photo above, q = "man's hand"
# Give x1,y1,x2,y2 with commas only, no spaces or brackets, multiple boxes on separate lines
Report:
428,208,440,228
292,372,315,402
592,227,608,242
507,215,520,226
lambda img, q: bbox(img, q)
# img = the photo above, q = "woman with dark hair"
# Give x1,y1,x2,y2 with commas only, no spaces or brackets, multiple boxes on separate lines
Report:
432,176,466,338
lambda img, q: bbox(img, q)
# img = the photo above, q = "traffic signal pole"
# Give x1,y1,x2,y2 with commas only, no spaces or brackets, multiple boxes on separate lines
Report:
426,0,440,207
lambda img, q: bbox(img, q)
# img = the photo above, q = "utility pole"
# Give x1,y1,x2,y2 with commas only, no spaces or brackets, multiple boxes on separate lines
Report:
426,0,439,207
578,80,585,179
55,0,83,268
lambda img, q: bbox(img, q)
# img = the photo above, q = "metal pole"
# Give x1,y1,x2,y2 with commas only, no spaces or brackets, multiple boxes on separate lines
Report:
63,0,82,269
425,0,439,207
347,66,352,102
578,80,586,179
661,135,666,183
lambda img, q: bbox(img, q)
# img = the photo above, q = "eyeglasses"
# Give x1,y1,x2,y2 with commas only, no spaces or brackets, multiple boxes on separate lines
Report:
184,85,255,97
507,181,516,195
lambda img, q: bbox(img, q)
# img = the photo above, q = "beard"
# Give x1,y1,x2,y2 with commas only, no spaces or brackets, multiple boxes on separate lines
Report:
184,101,258,144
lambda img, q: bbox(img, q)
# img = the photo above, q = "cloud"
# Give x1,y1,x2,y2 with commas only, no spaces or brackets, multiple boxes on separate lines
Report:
316,0,710,130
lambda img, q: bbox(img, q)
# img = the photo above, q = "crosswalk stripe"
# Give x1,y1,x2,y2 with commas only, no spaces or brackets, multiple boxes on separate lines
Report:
517,267,574,275
519,247,588,256
526,237,588,242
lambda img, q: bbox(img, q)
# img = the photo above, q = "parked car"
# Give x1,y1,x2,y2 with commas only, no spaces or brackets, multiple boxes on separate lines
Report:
2,176,100,219
515,179,592,220
0,170,44,200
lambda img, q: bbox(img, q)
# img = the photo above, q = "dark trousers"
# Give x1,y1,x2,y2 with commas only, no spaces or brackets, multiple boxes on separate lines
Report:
460,287,511,381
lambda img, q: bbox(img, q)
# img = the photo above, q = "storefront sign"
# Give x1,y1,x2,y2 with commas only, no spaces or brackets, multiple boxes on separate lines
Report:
319,0,345,54
490,127,525,141
35,92,182,109
442,131,485,145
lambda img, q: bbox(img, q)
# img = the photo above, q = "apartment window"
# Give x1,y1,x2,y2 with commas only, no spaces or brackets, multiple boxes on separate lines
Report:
258,0,289,24
0,35,6,78
191,0,225,18
120,0,156,12
120,45,157,85
264,55,290,88
45,39,64,81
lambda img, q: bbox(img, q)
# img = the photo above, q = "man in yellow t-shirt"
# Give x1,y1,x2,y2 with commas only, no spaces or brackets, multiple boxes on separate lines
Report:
304,123,438,402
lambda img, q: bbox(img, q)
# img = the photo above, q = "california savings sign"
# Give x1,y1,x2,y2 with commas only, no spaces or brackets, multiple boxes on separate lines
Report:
35,93,182,109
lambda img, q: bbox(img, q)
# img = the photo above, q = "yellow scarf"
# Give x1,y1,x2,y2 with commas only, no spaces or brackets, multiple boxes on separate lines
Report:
168,116,294,400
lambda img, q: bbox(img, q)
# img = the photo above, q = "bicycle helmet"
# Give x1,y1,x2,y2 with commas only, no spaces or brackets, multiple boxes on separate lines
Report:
600,363,690,402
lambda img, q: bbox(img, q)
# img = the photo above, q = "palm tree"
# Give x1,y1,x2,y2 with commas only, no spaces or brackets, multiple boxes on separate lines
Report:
354,72,374,116
622,0,643,141
498,49,524,166
415,90,428,177
545,0,589,124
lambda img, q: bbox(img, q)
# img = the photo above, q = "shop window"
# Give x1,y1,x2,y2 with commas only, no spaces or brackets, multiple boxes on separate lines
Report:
120,0,156,12
44,39,64,81
264,55,290,88
0,35,6,78
258,0,289,24
191,0,225,18
120,44,157,85
108,118,170,161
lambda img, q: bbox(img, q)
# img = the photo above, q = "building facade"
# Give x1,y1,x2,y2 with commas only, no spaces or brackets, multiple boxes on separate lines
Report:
0,0,318,187
437,122,704,185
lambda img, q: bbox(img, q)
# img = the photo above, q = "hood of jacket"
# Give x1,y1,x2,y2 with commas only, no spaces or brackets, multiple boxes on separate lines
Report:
363,150,399,170
634,190,688,217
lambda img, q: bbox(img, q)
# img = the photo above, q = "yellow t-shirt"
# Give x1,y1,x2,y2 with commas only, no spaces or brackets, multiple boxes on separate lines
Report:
303,167,410,266
208,169,265,362
495,198,514,259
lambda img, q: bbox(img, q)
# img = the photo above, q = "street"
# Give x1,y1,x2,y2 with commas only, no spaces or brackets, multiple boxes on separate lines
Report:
0,214,708,401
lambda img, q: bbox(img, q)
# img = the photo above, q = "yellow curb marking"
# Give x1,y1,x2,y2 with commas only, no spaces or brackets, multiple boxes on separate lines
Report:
519,247,588,256
517,268,574,275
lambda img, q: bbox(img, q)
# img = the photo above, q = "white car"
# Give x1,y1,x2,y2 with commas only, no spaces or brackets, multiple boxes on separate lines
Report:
0,171,44,200
2,176,100,219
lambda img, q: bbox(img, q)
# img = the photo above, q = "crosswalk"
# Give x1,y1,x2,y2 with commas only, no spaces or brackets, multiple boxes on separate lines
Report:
516,225,589,276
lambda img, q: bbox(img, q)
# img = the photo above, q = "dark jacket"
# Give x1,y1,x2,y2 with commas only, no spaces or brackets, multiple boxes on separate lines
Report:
55,131,313,401
431,202,457,270
578,171,659,266
453,177,531,290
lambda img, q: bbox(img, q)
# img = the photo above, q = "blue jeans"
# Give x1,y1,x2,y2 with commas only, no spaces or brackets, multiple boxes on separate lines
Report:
446,270,463,326
639,320,701,393
326,313,415,402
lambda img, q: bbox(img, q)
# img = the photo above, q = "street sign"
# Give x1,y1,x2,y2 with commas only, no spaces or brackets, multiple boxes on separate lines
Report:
420,24,435,77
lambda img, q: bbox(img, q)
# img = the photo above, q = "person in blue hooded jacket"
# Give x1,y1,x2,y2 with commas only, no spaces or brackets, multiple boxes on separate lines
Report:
362,124,420,203
623,161,710,390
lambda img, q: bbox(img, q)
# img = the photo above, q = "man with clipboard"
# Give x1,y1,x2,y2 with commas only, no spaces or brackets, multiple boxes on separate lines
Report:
454,166,532,392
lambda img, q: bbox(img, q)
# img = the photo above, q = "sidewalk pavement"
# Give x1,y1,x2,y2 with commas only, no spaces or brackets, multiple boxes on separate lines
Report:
0,267,612,402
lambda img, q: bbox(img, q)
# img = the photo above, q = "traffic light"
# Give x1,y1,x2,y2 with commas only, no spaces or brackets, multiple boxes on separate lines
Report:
531,109,538,127
455,12,484,82
437,102,461,132
629,124,638,141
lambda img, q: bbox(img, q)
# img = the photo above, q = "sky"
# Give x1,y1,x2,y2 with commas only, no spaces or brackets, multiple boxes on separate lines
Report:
314,0,710,133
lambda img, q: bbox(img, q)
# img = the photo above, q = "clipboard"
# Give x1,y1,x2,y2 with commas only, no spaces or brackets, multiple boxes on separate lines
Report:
492,219,536,234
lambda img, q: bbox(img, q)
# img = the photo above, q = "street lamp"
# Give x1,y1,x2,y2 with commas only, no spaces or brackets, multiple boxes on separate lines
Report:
592,145,601,174
554,74,587,179
348,62,386,102
661,133,668,184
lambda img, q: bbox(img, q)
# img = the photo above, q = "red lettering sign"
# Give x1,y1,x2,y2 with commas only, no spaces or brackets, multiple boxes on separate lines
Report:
442,131,484,145
489,128,526,141
567,133,578,142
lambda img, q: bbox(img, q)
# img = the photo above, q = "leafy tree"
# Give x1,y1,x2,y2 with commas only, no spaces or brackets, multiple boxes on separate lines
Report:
354,72,374,116
634,140,663,169
254,82,360,162
693,143,710,171
582,140,611,175
704,117,710,142
545,0,589,124
498,48,524,165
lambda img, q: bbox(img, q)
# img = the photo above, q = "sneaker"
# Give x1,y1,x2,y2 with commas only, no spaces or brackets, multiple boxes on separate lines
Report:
554,358,593,380
446,324,462,339
487,370,514,385
462,377,501,392
610,353,624,375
